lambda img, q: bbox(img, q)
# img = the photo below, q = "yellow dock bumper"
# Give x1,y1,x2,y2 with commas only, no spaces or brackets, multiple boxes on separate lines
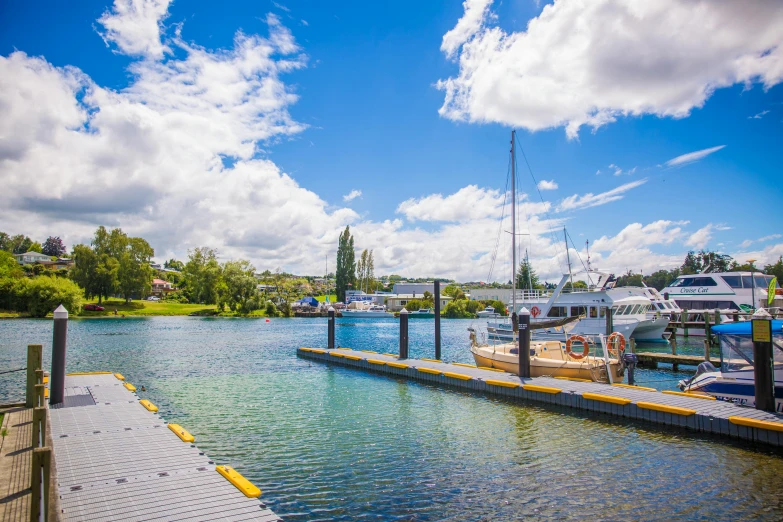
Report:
582,393,632,406
123,382,137,392
661,390,715,400
367,359,386,365
729,416,783,432
443,372,472,381
387,362,410,369
636,401,696,416
417,367,442,375
522,384,562,394
139,399,158,412
485,379,520,388
612,383,657,392
114,373,125,381
216,465,261,498
168,423,195,443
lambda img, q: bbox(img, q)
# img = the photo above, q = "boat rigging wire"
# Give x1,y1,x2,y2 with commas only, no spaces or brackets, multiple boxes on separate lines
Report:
486,149,513,283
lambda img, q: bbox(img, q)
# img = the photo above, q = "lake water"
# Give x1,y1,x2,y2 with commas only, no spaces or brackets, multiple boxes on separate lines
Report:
1,317,782,520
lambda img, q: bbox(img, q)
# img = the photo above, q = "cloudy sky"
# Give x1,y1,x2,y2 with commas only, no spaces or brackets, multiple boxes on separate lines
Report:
1,0,782,283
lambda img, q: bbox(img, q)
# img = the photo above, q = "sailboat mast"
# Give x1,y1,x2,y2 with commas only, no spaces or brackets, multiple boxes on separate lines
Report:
564,227,574,290
511,131,517,318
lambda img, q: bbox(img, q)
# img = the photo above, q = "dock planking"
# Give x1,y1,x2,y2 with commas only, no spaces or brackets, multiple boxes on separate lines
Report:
297,348,783,448
49,373,280,522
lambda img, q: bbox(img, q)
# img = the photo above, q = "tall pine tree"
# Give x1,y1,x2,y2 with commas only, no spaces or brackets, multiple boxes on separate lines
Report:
336,226,356,302
516,257,541,290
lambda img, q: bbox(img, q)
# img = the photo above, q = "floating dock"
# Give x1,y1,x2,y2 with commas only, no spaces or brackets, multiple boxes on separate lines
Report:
49,372,280,522
297,348,783,448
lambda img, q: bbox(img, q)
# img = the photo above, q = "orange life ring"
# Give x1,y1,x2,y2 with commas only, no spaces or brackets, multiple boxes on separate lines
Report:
531,306,541,318
606,332,626,357
565,335,590,360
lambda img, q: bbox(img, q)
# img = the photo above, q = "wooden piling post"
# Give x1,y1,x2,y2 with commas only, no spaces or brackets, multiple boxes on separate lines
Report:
629,338,636,354
670,336,677,355
32,407,46,449
704,312,711,346
682,308,689,337
30,447,51,522
703,339,711,362
26,344,43,408
34,384,45,408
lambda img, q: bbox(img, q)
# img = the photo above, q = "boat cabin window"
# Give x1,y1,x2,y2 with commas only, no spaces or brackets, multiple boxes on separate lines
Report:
755,276,769,288
741,276,753,288
547,306,567,318
655,303,665,310
669,277,717,287
673,300,739,310
722,275,742,288
589,307,598,318
614,305,628,315
570,306,586,316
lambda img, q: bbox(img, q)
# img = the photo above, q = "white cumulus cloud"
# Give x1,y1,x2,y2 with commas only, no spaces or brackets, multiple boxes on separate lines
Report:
537,179,558,191
686,224,714,249
97,0,172,60
343,190,362,202
437,0,783,138
665,145,726,167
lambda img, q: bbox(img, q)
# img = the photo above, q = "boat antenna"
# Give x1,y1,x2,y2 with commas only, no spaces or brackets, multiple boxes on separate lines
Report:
585,240,591,271
511,130,517,327
564,227,574,290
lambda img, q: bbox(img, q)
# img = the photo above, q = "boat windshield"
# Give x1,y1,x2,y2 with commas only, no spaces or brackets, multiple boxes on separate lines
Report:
719,333,783,373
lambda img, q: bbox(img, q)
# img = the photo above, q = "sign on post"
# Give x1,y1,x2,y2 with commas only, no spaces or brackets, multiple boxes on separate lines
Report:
752,319,771,343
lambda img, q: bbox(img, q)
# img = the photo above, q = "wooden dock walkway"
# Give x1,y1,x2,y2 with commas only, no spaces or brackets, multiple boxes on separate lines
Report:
635,352,712,368
1,407,33,522
47,373,281,522
297,348,783,448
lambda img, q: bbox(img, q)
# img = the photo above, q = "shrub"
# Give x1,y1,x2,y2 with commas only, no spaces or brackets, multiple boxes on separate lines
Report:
278,301,292,317
163,291,189,303
484,300,508,316
443,300,472,318
404,298,433,312
464,300,483,314
265,301,278,317
16,275,84,317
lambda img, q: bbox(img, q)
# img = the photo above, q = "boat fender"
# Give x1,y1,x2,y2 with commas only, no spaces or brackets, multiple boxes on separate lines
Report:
565,335,590,360
606,332,626,356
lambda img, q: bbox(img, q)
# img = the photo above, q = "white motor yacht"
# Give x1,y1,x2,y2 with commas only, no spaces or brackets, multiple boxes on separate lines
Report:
341,304,394,318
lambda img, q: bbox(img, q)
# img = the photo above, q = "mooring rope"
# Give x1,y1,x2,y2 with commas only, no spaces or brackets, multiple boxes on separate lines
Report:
0,368,26,376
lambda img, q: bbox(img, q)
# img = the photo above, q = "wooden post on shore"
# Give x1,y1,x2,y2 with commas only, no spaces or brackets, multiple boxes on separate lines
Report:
34,384,45,409
26,344,42,408
30,447,51,522
682,309,689,337
32,407,46,449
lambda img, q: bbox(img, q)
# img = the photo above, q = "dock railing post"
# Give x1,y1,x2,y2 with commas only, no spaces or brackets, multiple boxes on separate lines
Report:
751,312,775,412
30,446,51,522
49,305,68,405
519,307,530,378
26,344,43,408
399,308,409,359
327,307,335,349
434,280,441,360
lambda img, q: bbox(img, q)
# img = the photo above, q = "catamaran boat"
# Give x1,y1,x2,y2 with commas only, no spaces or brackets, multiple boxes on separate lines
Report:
477,306,502,318
661,272,780,336
341,304,394,318
469,327,627,383
678,318,782,412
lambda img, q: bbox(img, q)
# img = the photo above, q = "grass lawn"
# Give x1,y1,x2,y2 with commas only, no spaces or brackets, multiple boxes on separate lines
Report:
314,295,337,303
81,298,218,317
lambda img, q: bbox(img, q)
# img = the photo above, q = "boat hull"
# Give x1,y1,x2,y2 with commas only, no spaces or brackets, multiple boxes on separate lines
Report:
341,311,394,318
632,316,670,343
470,346,624,383
682,371,783,413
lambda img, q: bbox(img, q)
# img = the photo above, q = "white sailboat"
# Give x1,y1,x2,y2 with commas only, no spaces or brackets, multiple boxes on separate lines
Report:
469,130,626,383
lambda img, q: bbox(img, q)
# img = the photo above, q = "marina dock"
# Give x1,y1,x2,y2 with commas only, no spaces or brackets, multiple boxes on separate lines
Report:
48,372,280,522
297,347,783,448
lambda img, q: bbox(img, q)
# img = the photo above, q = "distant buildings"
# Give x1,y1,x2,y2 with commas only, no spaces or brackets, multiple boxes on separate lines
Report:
13,251,74,270
151,278,176,297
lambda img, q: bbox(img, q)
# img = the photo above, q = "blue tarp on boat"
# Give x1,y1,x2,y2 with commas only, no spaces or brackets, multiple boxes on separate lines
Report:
295,297,319,307
712,320,783,336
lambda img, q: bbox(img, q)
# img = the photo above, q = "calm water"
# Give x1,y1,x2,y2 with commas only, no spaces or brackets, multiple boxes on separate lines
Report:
1,317,782,520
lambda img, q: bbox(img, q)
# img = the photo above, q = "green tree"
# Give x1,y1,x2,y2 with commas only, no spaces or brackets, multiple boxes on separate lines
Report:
183,247,222,304
117,237,154,301
614,270,644,287
516,258,541,290
221,260,258,313
335,226,356,302
164,259,185,271
71,245,118,304
11,235,33,254
0,232,11,252
764,256,783,282
42,236,67,257
0,251,22,279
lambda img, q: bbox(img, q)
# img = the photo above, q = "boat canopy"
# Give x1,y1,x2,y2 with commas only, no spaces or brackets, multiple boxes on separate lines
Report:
295,297,319,307
712,320,783,336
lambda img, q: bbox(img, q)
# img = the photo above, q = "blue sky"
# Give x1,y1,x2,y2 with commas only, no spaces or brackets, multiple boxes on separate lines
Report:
1,0,782,282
